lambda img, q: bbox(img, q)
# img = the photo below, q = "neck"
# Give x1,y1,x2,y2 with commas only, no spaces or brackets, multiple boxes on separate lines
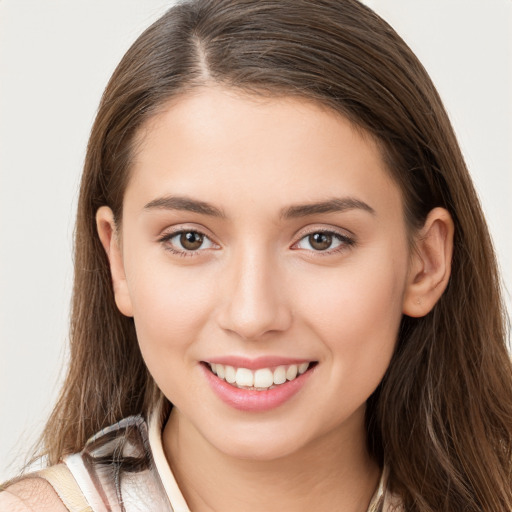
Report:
162,407,380,512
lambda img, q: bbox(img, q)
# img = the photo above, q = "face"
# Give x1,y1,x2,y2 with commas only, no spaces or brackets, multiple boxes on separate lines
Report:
102,87,417,461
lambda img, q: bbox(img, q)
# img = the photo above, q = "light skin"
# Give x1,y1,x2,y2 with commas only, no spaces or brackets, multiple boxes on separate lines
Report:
97,86,454,512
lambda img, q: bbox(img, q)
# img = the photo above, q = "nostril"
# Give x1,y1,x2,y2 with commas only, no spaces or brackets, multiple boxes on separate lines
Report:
216,264,293,340
217,301,293,341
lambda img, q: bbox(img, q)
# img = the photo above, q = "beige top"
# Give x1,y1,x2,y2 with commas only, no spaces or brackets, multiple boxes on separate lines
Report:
147,407,191,512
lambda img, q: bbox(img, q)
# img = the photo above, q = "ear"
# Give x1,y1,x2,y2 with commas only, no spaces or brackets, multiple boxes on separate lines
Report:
403,207,454,318
96,206,134,317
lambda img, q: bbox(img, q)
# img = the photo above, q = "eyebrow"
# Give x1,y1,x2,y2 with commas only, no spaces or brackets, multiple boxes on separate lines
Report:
280,197,375,219
143,195,375,219
144,195,226,217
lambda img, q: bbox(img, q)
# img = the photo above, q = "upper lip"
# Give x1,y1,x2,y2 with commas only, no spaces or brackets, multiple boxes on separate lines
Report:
203,356,315,370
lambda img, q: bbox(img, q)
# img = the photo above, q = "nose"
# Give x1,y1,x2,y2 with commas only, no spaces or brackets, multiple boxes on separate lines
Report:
217,247,293,340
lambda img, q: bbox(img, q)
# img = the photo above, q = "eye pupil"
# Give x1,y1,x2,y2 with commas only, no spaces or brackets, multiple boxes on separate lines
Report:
180,231,204,250
309,232,332,250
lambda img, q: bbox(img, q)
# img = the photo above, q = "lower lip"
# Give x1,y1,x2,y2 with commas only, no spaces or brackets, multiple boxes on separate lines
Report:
201,364,314,412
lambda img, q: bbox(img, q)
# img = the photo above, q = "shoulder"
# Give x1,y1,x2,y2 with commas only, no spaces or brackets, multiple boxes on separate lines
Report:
0,477,67,512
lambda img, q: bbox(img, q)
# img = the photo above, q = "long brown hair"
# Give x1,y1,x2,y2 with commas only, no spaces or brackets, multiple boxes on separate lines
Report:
40,1,511,509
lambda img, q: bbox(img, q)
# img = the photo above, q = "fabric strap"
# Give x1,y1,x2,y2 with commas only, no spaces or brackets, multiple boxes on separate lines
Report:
37,464,93,512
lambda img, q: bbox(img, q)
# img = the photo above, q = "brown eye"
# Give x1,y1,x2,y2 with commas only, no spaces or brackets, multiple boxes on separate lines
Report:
180,231,204,250
293,230,353,253
308,232,333,251
162,229,216,255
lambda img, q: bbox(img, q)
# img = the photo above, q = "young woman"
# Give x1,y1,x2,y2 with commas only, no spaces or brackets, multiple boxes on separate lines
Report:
1,0,511,510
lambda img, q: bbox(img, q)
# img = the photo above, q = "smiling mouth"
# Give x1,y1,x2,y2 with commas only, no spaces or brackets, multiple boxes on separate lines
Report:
203,361,317,391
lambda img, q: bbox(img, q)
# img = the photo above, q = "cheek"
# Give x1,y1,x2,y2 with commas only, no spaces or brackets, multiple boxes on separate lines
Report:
123,254,216,359
298,251,407,382
125,263,219,405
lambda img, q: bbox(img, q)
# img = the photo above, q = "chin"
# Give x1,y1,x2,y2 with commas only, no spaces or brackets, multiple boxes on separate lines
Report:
219,437,304,462
197,420,308,461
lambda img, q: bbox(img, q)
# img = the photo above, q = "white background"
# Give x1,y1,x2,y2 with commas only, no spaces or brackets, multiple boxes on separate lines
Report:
1,1,511,481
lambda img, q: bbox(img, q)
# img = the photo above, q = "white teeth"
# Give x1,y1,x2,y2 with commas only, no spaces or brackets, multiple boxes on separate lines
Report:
225,365,236,384
286,365,298,381
273,366,287,385
298,362,309,374
208,362,312,390
254,368,274,388
236,368,254,387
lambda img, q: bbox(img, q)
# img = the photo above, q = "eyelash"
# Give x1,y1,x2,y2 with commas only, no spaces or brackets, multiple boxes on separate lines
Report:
292,229,355,255
158,228,355,257
158,229,218,257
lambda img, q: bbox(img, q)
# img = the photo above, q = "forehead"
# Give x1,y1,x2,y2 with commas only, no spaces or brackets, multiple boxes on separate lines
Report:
125,86,402,219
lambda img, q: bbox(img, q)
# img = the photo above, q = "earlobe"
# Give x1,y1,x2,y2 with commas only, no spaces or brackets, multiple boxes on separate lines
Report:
96,206,134,317
402,207,454,318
